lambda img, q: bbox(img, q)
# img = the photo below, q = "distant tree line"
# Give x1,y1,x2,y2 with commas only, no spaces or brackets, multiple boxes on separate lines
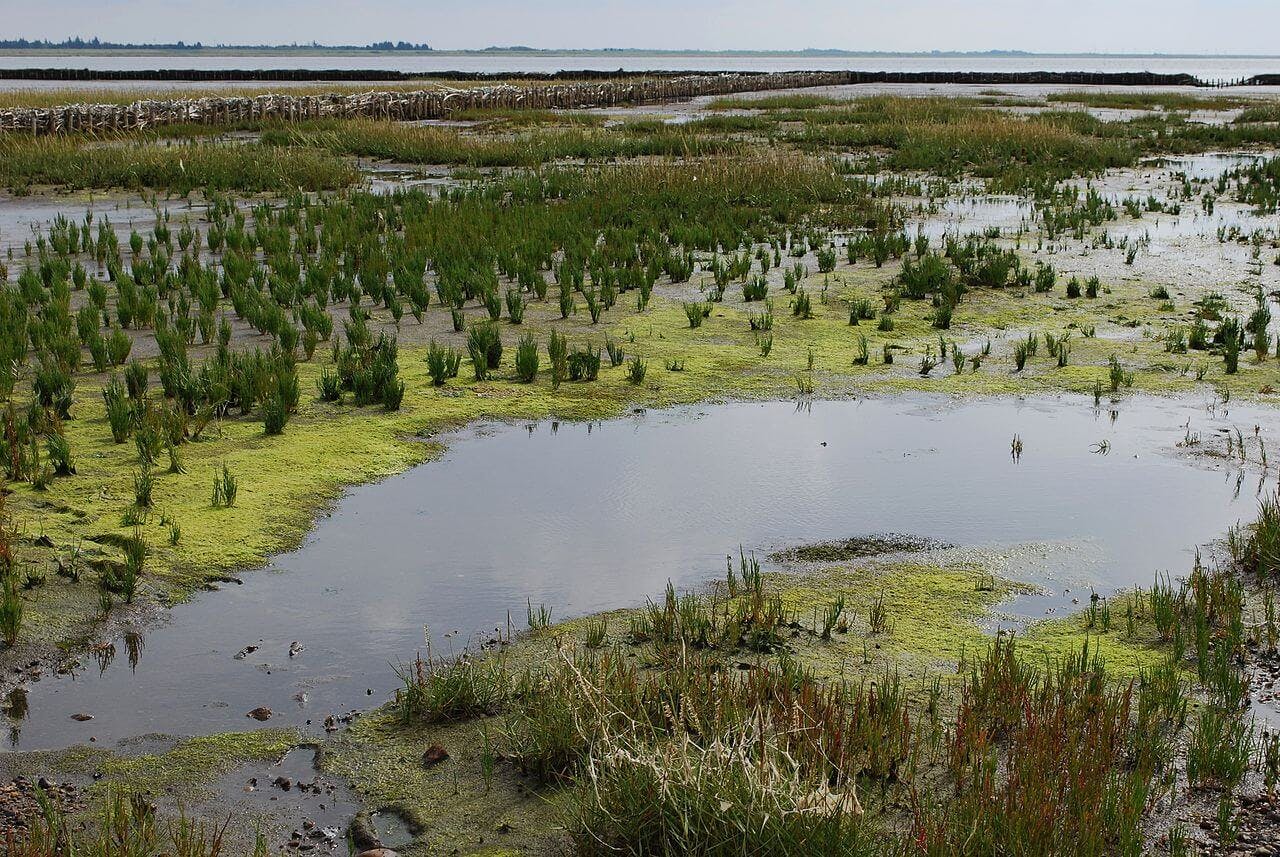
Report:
0,37,433,51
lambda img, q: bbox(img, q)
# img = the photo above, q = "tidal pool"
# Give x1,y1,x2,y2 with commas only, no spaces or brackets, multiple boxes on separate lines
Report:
4,393,1275,751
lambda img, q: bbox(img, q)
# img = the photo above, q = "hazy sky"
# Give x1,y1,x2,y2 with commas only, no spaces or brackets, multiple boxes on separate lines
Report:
4,0,1279,54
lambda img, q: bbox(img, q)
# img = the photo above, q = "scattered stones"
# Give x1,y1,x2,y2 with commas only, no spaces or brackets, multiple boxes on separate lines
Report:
247,706,273,721
289,641,305,658
0,777,83,839
1223,789,1280,856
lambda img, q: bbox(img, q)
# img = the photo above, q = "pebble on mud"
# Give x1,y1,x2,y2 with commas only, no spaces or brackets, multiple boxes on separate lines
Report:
421,744,449,768
247,706,273,721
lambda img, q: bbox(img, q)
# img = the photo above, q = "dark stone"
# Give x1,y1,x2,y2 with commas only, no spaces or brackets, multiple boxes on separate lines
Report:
422,744,449,768
348,812,381,852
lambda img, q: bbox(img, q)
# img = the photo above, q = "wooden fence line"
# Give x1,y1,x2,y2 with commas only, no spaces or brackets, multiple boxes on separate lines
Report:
0,69,1272,136
0,71,848,134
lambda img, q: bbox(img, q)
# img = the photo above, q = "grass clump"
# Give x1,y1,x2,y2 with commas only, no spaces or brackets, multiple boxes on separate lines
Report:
396,651,509,724
5,787,256,857
210,463,239,508
514,333,540,383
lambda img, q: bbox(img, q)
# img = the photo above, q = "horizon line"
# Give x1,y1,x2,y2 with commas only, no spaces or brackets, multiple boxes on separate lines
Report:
2,42,1280,59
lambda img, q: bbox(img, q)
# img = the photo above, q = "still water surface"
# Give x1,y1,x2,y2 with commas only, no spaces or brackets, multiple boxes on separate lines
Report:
4,393,1273,750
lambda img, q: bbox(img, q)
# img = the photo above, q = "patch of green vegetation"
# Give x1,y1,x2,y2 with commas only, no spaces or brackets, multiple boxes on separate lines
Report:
769,533,948,564
260,119,740,167
324,710,568,855
0,136,356,193
329,526,1256,855
0,729,297,802
96,729,298,799
707,93,845,111
777,559,1035,669
1044,91,1255,112
790,97,1135,189
1235,102,1280,124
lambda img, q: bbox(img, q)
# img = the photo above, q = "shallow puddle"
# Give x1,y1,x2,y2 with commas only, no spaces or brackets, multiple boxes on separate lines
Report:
3,393,1277,751
0,192,207,256
209,746,358,853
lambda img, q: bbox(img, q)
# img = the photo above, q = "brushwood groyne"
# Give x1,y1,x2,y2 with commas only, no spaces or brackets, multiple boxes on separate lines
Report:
0,69,1268,135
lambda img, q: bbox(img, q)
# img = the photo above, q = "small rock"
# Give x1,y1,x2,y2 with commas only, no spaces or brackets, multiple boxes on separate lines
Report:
70,713,93,722
273,776,293,791
289,642,304,658
247,707,273,721
422,744,449,768
347,811,381,852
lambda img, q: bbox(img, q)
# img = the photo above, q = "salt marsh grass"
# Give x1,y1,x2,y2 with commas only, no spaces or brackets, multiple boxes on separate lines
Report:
0,135,356,192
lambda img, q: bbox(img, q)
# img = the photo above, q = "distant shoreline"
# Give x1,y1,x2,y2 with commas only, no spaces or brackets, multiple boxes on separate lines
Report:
1,48,1279,59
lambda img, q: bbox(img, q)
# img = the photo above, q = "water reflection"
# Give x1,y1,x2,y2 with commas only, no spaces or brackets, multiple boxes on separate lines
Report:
4,394,1276,751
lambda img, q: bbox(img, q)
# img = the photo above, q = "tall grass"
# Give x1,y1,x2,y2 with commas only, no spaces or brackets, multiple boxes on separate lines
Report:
0,136,356,192
395,651,508,724
262,119,738,168
1238,492,1280,578
792,97,1135,189
1045,91,1252,111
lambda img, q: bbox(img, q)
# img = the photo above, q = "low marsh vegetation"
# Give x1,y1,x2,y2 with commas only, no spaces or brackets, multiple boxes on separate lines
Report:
261,119,739,168
6,83,1280,855
382,505,1268,855
0,135,356,193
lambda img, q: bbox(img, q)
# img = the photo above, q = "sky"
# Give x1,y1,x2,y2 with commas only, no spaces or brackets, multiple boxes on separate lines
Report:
3,0,1279,54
